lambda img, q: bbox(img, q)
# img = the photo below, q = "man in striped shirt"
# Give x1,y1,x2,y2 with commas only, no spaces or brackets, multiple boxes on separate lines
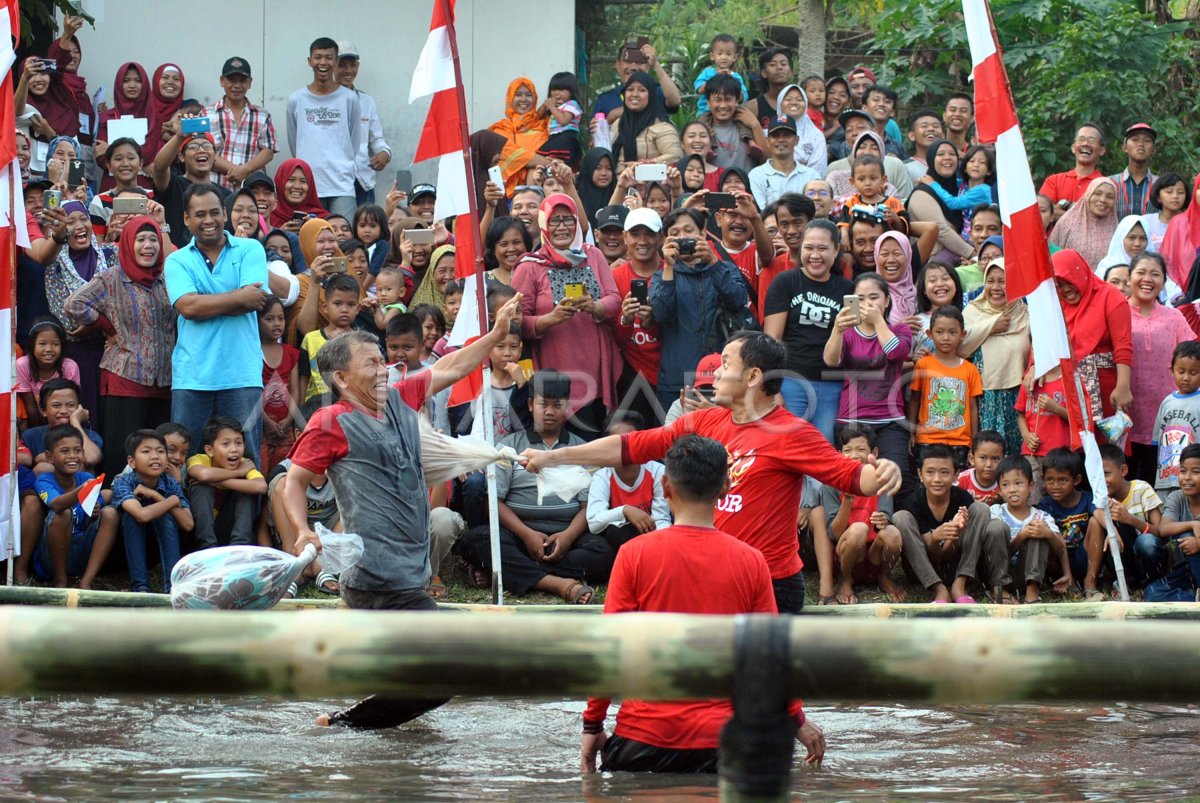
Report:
208,57,277,189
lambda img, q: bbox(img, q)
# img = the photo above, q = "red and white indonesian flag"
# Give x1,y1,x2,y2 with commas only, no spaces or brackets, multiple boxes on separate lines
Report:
78,474,106,518
1,0,22,569
410,0,480,346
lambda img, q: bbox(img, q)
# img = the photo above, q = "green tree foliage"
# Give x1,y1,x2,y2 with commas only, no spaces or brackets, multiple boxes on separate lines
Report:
866,0,1199,177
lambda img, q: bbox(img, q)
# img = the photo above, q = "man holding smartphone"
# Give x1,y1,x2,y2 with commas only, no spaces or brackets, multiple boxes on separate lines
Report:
611,208,663,423
150,126,232,249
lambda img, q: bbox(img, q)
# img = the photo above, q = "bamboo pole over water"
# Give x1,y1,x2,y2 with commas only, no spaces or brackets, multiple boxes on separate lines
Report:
2,608,1200,702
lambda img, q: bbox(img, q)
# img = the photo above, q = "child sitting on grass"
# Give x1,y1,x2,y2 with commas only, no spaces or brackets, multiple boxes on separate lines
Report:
156,422,191,485
957,429,1004,505
1036,448,1095,599
1087,443,1163,595
1153,443,1200,602
987,455,1067,604
186,416,267,550
112,429,193,593
820,425,905,604
32,425,118,589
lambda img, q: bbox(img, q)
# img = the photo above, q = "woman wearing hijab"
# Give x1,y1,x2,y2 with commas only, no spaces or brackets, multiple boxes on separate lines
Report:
826,131,897,200
958,234,1005,297
961,259,1030,454
47,17,94,148
874,230,917,328
609,72,682,173
269,158,327,230
1160,172,1200,300
1049,177,1120,270
776,83,829,174
63,216,174,480
1053,249,1133,420
289,218,345,343
906,139,974,260
511,193,622,432
13,56,80,144
488,78,549,195
577,147,616,227
95,62,151,191
44,200,120,423
143,63,185,164
1095,214,1149,277
410,244,456,314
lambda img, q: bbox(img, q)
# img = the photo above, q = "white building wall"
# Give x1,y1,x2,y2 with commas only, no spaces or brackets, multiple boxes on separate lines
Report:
69,0,576,186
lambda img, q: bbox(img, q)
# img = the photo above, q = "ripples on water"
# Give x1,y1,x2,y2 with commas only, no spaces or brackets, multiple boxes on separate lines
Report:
1,697,1197,800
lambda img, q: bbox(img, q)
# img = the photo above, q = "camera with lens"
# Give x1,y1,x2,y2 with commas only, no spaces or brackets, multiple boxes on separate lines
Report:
676,237,696,255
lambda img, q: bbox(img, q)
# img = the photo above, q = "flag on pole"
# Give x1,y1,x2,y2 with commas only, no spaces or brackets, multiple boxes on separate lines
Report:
0,0,21,576
962,0,1128,599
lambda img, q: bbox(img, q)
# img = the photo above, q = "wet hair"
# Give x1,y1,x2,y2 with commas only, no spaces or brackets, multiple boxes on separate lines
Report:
201,415,243,447
547,71,580,102
661,206,706,233
38,377,81,409
155,422,191,443
704,72,742,100
776,192,815,221
727,330,786,395
929,304,964,329
531,369,571,401
1129,251,1166,278
852,154,884,176
1180,443,1200,466
803,218,841,247
44,424,83,453
865,84,898,105
971,430,1006,453
323,272,361,298
665,434,730,502
1041,447,1083,478
310,37,338,55
908,108,941,131
26,316,67,376
852,272,892,320
961,145,996,183
125,428,166,458
385,312,422,340
996,455,1032,482
757,46,793,70
1172,340,1200,367
1150,172,1191,212
918,444,956,469
1098,443,1126,467
484,216,533,271
352,204,388,242
606,409,646,432
836,424,877,450
915,262,964,313
107,137,143,161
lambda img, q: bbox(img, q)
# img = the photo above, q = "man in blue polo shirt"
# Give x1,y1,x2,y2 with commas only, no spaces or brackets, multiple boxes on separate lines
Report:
164,183,270,462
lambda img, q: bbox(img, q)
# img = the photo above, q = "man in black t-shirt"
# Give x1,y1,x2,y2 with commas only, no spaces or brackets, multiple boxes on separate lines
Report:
150,124,232,247
745,47,794,131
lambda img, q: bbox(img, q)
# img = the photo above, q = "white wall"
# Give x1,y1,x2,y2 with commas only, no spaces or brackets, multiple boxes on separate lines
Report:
70,0,576,187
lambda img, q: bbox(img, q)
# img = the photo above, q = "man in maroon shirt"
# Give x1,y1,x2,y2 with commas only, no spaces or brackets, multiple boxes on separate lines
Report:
582,434,824,773
523,331,902,612
1039,123,1106,220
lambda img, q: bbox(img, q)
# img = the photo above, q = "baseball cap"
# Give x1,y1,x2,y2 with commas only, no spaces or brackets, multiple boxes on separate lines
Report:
839,109,872,128
338,41,360,60
411,183,437,200
1123,122,1157,141
23,178,52,191
768,114,798,135
244,170,274,192
693,353,721,388
221,57,251,78
848,65,877,82
624,207,662,233
595,205,629,231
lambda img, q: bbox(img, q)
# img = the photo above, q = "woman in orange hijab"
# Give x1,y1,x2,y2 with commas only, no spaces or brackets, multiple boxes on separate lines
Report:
488,77,549,194
287,218,345,343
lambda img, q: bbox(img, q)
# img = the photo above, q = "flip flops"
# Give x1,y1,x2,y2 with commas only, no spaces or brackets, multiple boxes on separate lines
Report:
316,571,340,595
954,595,977,604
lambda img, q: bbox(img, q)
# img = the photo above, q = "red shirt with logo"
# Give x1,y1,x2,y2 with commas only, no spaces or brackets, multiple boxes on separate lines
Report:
621,405,865,578
610,260,662,384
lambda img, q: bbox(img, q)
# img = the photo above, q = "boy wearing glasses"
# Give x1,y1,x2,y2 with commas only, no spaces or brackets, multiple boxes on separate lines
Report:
150,127,232,248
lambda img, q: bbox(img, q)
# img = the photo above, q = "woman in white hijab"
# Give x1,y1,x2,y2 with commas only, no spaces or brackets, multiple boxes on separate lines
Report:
1095,214,1149,276
776,83,828,174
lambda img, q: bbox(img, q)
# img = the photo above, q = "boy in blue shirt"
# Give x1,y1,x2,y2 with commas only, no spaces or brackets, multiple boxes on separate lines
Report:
33,425,119,588
1036,447,1094,595
694,34,747,114
112,429,194,593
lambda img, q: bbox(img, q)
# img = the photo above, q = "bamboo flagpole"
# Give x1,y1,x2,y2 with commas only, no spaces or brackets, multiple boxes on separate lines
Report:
960,0,1128,600
1,0,21,586
409,0,503,602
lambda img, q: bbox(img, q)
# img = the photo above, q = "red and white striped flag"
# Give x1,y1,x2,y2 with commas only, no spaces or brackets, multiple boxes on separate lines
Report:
963,0,1127,598
77,474,106,518
409,0,482,347
1,0,21,577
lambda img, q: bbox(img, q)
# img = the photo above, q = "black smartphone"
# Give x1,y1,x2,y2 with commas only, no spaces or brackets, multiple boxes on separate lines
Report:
704,192,737,210
630,278,648,305
395,169,413,197
292,211,310,222
67,159,86,187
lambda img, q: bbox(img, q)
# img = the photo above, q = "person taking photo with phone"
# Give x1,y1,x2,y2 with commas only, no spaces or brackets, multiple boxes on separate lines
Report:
150,117,231,248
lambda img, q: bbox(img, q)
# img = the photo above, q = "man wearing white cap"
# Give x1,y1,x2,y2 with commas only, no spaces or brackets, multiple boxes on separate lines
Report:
336,41,392,207
611,207,665,423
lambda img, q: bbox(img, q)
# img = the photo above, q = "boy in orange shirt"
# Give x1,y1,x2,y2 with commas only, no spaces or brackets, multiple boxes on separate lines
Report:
908,305,982,470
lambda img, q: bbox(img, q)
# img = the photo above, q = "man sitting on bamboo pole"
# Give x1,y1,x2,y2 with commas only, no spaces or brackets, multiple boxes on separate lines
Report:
582,434,825,773
523,331,903,613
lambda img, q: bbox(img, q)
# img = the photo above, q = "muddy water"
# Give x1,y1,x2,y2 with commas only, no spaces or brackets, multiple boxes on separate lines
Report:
0,697,1196,800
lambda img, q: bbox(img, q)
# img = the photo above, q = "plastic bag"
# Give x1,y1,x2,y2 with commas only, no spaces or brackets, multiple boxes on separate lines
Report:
1097,411,1132,449
536,464,594,504
170,544,317,610
314,524,364,575
420,424,520,486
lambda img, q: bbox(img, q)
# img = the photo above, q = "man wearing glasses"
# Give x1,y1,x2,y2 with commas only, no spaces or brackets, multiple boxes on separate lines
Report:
802,179,835,219
150,124,232,249
1038,123,1106,220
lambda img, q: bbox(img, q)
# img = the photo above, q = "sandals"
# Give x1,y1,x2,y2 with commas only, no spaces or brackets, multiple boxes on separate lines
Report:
562,581,594,605
284,581,299,600
428,576,448,599
818,595,838,606
1083,588,1105,602
316,571,340,595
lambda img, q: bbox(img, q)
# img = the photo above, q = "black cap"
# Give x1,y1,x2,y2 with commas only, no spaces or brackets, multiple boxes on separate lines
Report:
221,57,252,78
595,205,629,230
23,178,52,191
767,114,798,135
411,183,437,200
838,108,872,128
244,170,274,192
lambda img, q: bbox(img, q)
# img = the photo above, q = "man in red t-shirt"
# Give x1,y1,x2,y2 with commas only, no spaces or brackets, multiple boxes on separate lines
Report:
1039,122,1106,219
523,331,902,612
707,189,774,322
611,208,664,389
581,433,825,773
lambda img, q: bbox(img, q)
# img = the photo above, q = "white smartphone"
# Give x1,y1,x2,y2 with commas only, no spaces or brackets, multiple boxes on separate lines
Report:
634,163,667,182
487,166,505,192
